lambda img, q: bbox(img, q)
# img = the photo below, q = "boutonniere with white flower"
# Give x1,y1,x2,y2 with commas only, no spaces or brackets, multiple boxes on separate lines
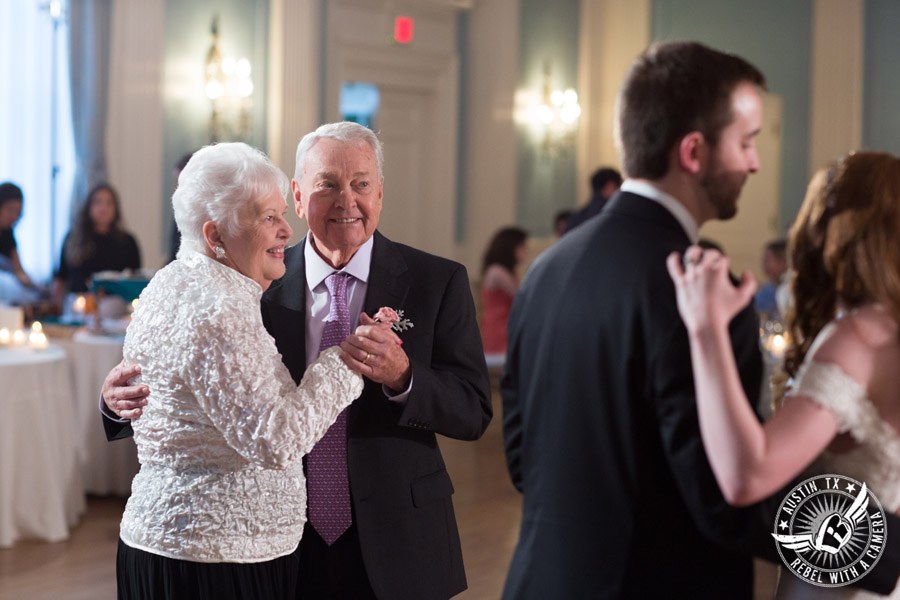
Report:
374,306,414,332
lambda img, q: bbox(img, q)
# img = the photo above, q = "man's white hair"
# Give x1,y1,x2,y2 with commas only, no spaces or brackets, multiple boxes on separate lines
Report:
293,121,384,182
173,142,289,258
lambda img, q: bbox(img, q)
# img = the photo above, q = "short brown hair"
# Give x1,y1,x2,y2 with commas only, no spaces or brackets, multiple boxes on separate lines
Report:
614,41,766,179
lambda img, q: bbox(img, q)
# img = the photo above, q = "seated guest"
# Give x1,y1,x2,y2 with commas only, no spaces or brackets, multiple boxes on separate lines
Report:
480,226,528,363
0,182,39,304
54,183,141,297
115,142,367,599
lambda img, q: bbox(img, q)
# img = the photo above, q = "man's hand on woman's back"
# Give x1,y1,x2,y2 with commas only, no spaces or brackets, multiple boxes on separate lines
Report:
103,359,149,419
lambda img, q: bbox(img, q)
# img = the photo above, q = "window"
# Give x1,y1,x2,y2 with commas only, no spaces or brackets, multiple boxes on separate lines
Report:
340,82,380,130
0,1,75,282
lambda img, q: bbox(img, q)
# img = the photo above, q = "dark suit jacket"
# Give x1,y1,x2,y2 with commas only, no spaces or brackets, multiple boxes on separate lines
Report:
500,191,900,599
105,231,492,600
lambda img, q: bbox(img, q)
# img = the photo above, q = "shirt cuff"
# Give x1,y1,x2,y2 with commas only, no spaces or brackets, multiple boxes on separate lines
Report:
383,373,413,404
99,394,131,423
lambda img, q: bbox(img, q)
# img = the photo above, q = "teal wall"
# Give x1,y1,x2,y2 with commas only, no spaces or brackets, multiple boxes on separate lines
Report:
515,0,580,236
162,0,269,256
863,1,900,155
651,0,812,232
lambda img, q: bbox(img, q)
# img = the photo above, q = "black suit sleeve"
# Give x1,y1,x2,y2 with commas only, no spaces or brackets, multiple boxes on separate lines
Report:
649,271,768,548
860,513,900,593
101,407,134,441
397,263,492,441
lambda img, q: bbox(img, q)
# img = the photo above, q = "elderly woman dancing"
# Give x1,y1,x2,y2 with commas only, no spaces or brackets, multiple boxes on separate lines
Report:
116,143,370,599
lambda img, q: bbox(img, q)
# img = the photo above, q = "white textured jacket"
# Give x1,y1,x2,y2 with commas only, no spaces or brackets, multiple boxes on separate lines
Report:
119,251,362,562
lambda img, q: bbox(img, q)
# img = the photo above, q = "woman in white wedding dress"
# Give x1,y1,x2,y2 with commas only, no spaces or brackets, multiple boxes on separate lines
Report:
667,151,900,599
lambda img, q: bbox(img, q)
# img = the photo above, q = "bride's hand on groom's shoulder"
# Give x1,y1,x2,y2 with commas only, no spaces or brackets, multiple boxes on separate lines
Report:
666,246,757,335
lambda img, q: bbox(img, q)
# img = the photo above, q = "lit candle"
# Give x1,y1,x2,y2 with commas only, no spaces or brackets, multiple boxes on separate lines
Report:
767,333,787,359
73,295,86,314
12,329,26,346
0,328,9,345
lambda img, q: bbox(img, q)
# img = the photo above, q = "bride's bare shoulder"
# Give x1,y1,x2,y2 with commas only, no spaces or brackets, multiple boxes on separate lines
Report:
812,305,898,381
845,304,898,348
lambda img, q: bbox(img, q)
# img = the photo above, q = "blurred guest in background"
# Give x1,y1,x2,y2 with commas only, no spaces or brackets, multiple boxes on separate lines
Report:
480,226,528,364
54,183,141,297
563,167,622,234
553,209,573,238
0,182,39,304
754,239,786,318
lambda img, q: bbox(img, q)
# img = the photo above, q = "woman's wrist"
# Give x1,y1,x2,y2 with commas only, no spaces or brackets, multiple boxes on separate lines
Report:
685,317,727,342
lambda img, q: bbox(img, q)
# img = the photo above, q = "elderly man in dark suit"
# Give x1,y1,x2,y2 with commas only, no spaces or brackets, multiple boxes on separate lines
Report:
102,122,491,599
501,41,900,599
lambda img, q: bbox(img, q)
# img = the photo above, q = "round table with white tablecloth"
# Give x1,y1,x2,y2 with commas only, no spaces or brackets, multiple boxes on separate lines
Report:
0,345,85,547
54,330,140,496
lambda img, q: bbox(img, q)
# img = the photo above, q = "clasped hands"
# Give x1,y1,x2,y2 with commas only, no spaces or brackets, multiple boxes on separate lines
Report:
666,245,758,335
103,312,412,420
340,313,411,393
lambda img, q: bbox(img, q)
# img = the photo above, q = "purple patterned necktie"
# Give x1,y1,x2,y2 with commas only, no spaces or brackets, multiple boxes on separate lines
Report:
307,272,353,545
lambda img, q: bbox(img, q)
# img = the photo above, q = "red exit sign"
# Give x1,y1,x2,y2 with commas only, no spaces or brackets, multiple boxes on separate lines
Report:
394,15,414,44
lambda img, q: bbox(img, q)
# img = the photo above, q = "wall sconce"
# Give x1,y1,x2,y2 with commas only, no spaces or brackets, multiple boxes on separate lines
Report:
204,16,253,142
514,61,581,154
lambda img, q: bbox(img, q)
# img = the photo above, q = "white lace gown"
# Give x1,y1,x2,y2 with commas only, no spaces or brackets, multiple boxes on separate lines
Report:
118,251,363,563
777,322,900,599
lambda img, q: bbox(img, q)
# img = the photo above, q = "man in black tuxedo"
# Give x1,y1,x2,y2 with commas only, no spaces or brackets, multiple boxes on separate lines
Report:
102,122,492,599
501,41,900,599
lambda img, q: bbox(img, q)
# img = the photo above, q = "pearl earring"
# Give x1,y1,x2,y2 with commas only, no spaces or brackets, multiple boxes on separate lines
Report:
215,246,226,260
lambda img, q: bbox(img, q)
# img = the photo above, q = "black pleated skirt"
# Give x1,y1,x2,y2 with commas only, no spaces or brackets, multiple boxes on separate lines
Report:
116,538,301,600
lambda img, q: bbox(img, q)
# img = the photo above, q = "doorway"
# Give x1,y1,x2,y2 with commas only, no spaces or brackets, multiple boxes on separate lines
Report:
325,3,461,260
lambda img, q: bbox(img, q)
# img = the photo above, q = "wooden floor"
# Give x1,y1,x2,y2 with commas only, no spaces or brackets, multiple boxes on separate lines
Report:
0,388,778,599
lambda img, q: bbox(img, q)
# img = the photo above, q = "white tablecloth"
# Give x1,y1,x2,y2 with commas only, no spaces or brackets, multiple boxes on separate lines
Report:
54,331,139,496
0,346,85,547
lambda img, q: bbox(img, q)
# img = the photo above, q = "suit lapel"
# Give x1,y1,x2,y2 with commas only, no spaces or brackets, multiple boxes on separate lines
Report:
262,237,309,379
362,231,409,319
271,238,309,313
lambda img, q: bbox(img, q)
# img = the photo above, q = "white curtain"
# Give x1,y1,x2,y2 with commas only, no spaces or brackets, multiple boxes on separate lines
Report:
0,0,76,282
